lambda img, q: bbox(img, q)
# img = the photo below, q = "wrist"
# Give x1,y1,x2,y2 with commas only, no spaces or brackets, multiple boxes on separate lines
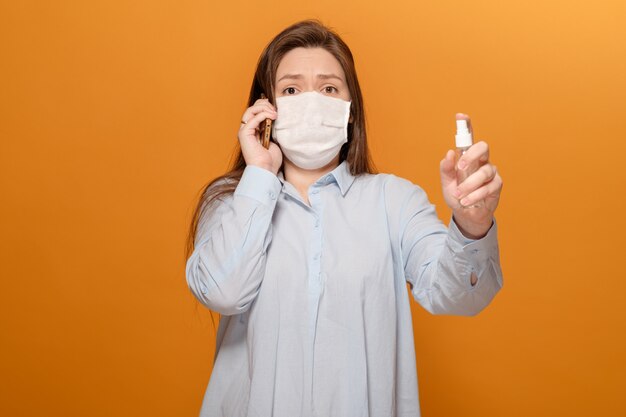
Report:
248,162,276,175
452,215,493,240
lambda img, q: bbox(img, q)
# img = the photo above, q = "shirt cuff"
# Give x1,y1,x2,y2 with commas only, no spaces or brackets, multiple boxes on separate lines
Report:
234,165,282,207
448,218,499,262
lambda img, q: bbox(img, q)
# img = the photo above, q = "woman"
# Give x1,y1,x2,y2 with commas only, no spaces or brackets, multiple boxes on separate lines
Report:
185,19,503,417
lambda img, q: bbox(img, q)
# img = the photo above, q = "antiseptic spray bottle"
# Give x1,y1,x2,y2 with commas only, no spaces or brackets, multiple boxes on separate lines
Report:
455,119,483,208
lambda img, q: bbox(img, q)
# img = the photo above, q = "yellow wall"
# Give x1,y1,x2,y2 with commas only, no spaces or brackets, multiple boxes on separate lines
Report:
1,1,624,416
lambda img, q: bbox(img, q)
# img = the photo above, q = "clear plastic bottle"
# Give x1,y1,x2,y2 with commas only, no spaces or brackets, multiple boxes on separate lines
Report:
455,119,483,208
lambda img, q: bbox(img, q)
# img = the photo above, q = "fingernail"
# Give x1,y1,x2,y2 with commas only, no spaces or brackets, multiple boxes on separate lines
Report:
453,189,462,198
461,197,470,206
458,160,467,170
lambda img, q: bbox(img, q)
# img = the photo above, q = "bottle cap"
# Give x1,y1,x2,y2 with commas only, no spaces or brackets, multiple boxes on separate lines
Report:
455,119,473,147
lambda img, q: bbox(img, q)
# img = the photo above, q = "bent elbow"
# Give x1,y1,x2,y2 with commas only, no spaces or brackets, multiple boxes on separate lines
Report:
197,290,255,316
427,297,490,317
185,256,259,316
458,279,503,316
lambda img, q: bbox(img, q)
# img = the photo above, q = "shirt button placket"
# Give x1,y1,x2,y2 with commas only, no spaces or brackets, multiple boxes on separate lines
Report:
309,188,323,288
307,185,324,410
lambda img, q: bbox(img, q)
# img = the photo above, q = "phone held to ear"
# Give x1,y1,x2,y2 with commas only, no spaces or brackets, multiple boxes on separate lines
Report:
260,93,272,149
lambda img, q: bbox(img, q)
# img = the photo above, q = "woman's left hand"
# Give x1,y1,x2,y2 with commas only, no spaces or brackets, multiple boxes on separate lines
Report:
440,113,503,240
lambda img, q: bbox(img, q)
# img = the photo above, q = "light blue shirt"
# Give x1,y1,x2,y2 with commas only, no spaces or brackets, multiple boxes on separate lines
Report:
186,161,503,417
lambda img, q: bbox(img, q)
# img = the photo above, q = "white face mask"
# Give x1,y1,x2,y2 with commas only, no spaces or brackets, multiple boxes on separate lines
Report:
272,91,352,170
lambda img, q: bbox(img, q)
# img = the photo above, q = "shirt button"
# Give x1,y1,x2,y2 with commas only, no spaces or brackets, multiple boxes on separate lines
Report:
313,253,320,260
311,189,319,194
269,191,276,200
315,219,320,227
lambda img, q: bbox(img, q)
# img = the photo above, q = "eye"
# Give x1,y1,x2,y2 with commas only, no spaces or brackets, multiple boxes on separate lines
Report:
324,86,338,94
282,87,297,95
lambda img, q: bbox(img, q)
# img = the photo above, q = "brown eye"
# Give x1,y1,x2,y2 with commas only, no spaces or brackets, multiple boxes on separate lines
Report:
324,86,338,93
283,87,296,95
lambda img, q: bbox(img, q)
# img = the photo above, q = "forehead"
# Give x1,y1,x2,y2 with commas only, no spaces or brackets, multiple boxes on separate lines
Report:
276,47,346,80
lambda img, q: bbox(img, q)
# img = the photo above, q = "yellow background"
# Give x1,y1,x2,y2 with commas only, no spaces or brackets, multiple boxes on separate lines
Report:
1,1,625,416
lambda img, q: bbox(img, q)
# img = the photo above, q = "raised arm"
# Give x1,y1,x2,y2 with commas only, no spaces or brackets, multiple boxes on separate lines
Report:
401,114,504,315
185,166,281,315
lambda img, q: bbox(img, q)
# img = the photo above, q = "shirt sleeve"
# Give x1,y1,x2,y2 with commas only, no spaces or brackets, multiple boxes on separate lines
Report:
185,165,282,315
388,176,503,316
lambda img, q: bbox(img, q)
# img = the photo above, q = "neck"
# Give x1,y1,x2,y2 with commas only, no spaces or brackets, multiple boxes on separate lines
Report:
283,156,341,204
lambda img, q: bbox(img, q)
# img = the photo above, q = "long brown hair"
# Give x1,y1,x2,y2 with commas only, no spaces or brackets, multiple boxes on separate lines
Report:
185,19,375,265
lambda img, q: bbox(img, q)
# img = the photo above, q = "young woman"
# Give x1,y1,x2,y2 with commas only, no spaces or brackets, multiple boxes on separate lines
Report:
185,19,503,417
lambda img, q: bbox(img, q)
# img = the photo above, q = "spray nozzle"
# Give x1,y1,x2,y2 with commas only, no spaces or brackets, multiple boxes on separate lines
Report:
455,119,473,148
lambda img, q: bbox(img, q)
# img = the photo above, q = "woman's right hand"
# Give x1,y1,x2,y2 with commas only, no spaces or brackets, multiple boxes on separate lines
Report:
238,98,282,175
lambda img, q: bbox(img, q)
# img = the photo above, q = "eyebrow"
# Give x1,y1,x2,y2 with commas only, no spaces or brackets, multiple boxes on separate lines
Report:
277,73,345,83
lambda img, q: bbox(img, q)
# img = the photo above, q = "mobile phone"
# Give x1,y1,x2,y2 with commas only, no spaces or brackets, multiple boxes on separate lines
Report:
259,93,273,149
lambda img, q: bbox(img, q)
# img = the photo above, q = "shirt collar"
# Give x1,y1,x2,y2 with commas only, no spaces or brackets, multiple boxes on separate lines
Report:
276,160,356,197
330,160,356,196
